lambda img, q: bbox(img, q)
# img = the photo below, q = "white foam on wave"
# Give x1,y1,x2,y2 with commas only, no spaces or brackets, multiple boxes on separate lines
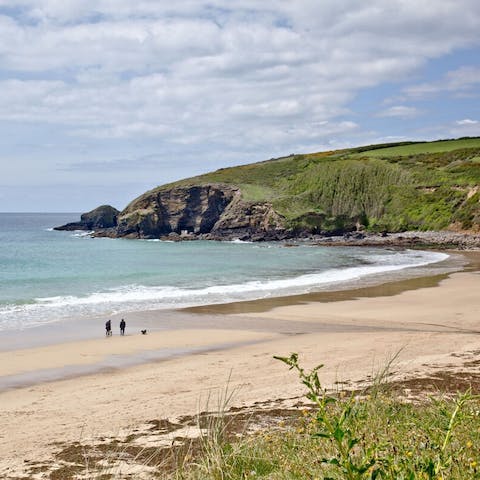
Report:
144,239,175,243
0,249,449,331
71,231,94,238
230,238,253,244
37,250,448,306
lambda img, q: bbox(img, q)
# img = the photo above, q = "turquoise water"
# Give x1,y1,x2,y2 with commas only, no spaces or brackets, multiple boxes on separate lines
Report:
0,213,450,331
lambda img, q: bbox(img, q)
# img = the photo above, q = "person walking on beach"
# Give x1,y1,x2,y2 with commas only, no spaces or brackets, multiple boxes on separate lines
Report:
105,319,112,336
120,318,126,336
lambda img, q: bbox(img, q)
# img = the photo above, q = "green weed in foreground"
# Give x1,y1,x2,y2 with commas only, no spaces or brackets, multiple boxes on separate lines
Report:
274,353,377,479
273,354,478,479
174,354,480,480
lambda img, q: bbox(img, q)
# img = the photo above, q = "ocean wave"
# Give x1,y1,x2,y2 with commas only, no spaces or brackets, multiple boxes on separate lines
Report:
0,249,448,331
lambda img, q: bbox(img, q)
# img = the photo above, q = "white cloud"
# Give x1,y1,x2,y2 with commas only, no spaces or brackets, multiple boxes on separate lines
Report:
456,119,478,126
449,119,480,137
378,105,421,118
0,0,479,203
229,100,303,118
405,66,480,98
450,122,480,137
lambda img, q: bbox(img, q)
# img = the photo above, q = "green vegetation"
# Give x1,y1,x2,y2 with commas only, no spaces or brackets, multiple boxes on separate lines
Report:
157,137,480,233
171,355,480,480
352,138,480,158
44,355,479,478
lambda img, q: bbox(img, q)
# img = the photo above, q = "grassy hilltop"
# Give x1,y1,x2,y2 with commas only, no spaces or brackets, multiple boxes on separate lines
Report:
159,137,480,234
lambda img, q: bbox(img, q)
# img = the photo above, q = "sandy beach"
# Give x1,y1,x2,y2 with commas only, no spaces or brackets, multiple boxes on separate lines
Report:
1,252,479,478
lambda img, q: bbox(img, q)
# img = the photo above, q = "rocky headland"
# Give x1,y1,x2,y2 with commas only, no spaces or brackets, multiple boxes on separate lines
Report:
56,184,288,242
55,138,480,248
54,183,480,249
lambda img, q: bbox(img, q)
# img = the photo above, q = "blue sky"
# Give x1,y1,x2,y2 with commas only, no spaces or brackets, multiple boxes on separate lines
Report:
0,1,479,212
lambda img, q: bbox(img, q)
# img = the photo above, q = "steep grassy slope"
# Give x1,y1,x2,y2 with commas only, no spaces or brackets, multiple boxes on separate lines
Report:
153,137,480,233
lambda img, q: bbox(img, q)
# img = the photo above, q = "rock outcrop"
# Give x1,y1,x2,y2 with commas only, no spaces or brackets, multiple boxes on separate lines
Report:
56,184,287,240
112,183,286,239
115,184,239,238
55,205,119,231
209,197,286,240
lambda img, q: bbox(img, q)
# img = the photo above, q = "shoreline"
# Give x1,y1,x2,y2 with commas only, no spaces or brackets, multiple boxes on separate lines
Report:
0,251,479,478
0,246,463,350
185,249,480,316
0,249,470,378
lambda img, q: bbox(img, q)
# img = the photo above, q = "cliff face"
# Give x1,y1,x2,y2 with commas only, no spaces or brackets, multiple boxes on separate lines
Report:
115,184,237,237
110,184,286,239
211,197,285,239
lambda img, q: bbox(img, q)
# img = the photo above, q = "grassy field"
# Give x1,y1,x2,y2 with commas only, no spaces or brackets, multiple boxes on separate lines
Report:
353,138,480,158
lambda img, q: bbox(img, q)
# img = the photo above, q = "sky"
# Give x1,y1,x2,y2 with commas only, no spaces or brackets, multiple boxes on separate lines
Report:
0,1,479,212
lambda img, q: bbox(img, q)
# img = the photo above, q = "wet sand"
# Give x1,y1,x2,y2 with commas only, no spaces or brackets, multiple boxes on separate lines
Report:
0,252,479,477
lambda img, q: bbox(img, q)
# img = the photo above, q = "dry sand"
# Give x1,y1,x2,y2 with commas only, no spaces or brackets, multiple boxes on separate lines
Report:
0,254,479,477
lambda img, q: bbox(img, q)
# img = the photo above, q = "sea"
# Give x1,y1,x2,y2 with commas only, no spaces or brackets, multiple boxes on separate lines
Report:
0,212,457,333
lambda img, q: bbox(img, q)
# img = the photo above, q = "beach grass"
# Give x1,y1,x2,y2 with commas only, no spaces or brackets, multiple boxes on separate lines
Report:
169,355,480,480
178,395,480,479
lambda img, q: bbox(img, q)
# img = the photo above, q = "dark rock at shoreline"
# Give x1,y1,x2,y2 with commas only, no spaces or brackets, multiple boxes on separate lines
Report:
54,205,119,231
303,231,480,250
